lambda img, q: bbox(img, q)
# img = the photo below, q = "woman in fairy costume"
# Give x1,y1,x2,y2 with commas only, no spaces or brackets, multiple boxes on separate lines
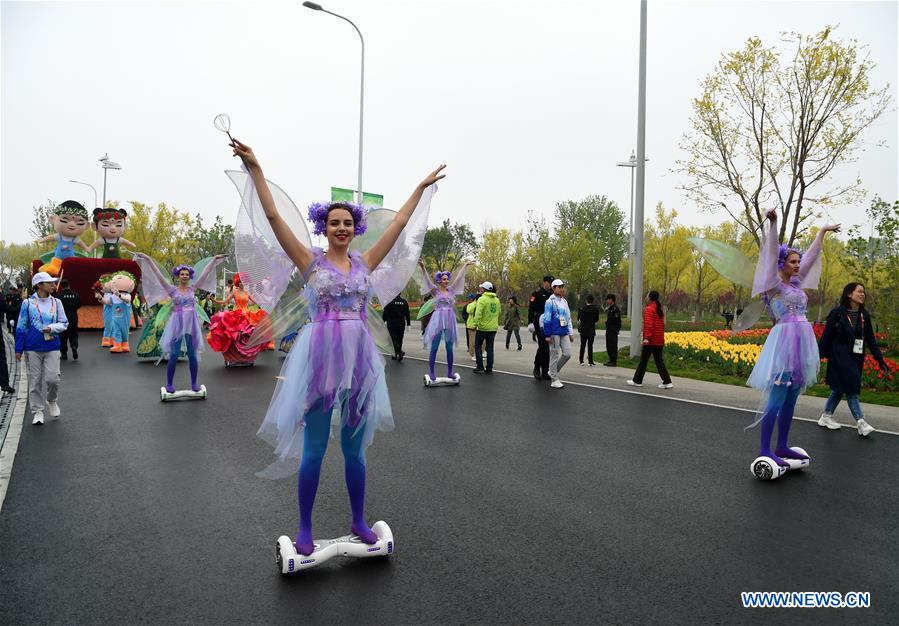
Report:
417,259,474,381
131,253,228,391
747,209,840,467
229,137,443,556
207,271,273,360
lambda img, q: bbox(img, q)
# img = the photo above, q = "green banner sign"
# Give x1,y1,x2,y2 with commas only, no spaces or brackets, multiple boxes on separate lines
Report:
330,187,384,208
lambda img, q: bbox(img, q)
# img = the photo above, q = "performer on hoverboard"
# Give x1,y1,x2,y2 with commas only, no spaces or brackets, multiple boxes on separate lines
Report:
747,209,840,467
417,258,474,382
131,252,228,393
230,138,443,556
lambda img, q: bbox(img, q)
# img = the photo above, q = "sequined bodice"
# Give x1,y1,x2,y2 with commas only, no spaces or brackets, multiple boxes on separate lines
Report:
433,290,455,310
769,280,808,322
305,252,370,316
169,287,196,311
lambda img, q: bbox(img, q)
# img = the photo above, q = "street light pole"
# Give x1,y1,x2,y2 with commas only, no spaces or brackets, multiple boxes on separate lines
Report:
68,179,98,210
98,153,122,209
631,0,648,359
616,150,648,326
302,1,365,205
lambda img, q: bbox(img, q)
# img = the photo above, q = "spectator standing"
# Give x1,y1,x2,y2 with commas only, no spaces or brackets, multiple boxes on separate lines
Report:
503,296,522,350
544,279,573,388
6,286,23,334
1,297,16,393
15,273,69,425
473,282,500,374
465,292,479,359
627,290,673,389
528,275,554,380
604,294,622,366
382,294,411,361
57,279,81,361
817,282,889,437
577,294,600,366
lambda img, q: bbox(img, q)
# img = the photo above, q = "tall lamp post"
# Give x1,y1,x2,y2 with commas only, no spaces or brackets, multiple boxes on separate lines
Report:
616,150,649,327
99,154,122,209
631,0,649,359
302,1,365,205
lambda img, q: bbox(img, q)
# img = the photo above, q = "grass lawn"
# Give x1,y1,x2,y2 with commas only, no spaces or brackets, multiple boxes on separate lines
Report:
612,348,899,408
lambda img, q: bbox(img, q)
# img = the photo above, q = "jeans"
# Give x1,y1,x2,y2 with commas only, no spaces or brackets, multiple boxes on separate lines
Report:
824,390,864,420
549,335,572,382
505,328,521,349
475,330,496,371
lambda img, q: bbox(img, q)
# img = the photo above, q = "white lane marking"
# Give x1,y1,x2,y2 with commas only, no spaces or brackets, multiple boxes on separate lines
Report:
397,355,899,437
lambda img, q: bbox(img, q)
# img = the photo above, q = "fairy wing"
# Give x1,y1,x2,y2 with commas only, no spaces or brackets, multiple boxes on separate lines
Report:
416,298,437,320
366,303,394,353
245,274,310,349
731,298,767,333
191,256,225,295
687,238,754,289
130,253,172,307
226,168,311,312
363,185,437,305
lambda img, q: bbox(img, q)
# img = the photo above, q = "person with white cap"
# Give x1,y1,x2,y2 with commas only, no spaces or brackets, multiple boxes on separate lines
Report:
472,281,500,374
543,279,573,388
14,272,69,425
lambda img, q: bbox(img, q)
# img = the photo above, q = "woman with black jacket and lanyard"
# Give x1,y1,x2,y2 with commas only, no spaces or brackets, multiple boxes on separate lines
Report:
817,282,889,437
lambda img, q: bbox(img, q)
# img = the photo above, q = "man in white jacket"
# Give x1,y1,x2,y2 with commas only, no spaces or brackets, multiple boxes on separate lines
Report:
543,279,573,389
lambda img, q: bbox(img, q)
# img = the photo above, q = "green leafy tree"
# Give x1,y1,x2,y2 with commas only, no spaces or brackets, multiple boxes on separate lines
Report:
421,219,477,273
643,204,693,301
678,27,891,246
553,195,628,288
29,199,56,240
0,241,42,286
127,201,195,269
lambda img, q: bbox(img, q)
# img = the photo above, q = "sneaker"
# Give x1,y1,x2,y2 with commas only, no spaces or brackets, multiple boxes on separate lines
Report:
550,380,564,389
1,385,15,394
60,353,68,361
470,356,477,362
32,412,45,425
72,348,78,360
604,362,616,367
533,366,541,380
473,368,484,374
658,383,674,389
857,419,875,437
48,401,61,418
626,380,642,387
817,413,841,430
541,374,552,381
588,363,595,367
398,351,405,362
580,362,586,367
517,346,522,351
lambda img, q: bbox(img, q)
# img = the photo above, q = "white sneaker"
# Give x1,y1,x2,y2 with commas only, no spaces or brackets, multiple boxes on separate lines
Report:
580,362,586,367
470,356,477,361
857,419,875,437
32,411,45,425
658,383,674,389
817,413,841,430
626,380,642,387
550,380,564,389
48,401,61,419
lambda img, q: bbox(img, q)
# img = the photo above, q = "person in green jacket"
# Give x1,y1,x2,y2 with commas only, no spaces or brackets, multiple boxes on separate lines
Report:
465,293,479,358
473,282,501,373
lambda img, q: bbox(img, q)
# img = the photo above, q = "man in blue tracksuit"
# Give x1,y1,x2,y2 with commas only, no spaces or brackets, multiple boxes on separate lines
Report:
543,279,573,389
15,272,68,425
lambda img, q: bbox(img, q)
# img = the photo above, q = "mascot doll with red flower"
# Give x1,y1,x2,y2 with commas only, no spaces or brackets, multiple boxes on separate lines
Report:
88,208,137,258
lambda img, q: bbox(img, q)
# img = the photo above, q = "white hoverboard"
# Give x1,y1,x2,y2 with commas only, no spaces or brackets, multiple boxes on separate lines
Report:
160,385,207,402
423,373,461,387
275,520,394,575
750,446,810,480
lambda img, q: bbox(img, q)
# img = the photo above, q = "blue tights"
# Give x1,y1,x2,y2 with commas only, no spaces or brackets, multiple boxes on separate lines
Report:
166,335,198,392
759,376,807,466
428,336,454,379
295,398,376,555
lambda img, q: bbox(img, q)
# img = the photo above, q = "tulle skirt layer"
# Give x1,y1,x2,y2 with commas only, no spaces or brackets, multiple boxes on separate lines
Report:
422,308,458,346
747,317,819,393
256,318,393,479
160,308,203,358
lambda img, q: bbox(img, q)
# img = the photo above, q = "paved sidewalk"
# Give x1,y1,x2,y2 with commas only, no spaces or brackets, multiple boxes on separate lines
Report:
399,323,899,433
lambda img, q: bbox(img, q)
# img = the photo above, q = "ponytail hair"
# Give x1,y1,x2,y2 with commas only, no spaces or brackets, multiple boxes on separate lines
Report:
648,290,664,319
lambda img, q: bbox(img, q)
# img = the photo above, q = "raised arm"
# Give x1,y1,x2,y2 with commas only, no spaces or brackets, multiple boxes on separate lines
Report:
448,260,475,293
35,234,58,245
132,252,168,286
230,139,314,274
418,259,437,293
363,166,446,271
194,254,228,288
752,209,781,297
799,223,840,286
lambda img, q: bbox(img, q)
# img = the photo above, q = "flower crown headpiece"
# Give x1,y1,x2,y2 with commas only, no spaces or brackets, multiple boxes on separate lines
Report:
93,207,128,223
307,201,368,237
777,244,803,270
53,200,89,219
434,271,452,284
172,264,195,279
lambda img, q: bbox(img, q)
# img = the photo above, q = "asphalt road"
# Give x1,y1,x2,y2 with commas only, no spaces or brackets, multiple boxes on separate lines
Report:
1,335,897,625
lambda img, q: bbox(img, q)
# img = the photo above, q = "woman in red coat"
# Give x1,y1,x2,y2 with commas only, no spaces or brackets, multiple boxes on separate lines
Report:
627,290,674,389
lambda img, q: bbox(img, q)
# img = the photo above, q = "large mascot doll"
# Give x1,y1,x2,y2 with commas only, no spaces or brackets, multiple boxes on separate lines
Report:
89,208,137,258
100,271,137,353
35,201,91,276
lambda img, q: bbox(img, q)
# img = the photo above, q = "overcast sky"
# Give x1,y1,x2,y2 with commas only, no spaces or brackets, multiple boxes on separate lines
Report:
2,0,896,244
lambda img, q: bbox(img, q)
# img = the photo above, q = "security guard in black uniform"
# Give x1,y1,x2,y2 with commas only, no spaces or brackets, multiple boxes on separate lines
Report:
528,275,554,380
382,295,411,361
